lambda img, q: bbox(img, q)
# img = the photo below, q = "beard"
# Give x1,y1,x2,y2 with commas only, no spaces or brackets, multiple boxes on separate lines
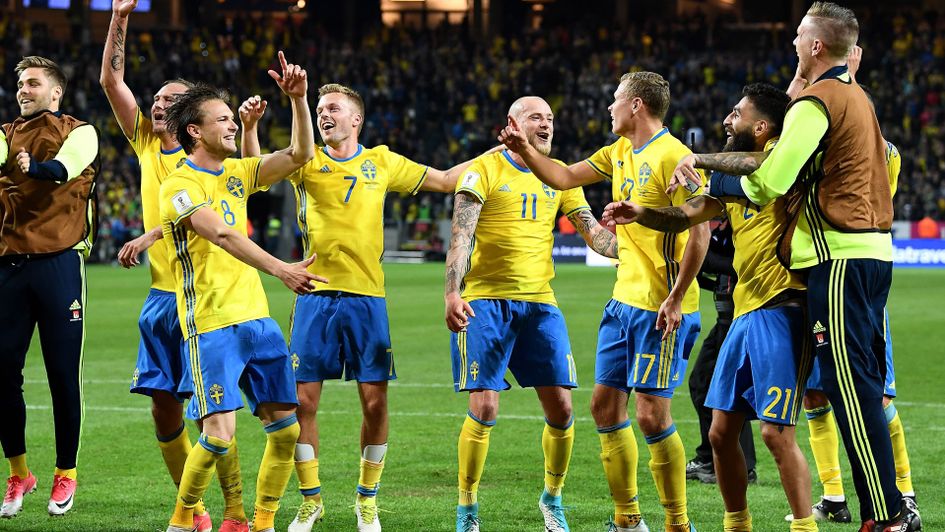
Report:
527,132,552,156
723,129,756,152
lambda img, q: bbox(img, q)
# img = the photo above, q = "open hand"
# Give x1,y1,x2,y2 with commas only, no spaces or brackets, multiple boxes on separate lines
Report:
601,200,643,228
278,253,328,294
268,50,308,99
667,154,701,194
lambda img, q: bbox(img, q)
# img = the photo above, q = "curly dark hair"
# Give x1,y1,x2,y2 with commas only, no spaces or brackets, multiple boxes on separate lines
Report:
163,83,230,154
742,83,791,135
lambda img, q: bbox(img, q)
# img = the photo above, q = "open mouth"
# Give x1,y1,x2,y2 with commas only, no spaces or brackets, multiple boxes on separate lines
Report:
19,99,33,106
536,132,550,141
321,122,335,132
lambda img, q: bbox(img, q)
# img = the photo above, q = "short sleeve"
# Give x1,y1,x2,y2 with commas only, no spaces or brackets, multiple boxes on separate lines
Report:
584,142,616,181
384,147,429,194
238,157,264,194
161,176,210,226
559,186,591,217
455,158,488,203
127,108,155,155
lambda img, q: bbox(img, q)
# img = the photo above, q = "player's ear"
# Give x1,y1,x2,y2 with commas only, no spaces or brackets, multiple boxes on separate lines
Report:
52,84,63,103
186,123,201,143
352,112,363,129
754,119,768,137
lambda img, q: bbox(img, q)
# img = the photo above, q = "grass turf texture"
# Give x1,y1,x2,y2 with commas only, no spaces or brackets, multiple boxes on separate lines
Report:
4,263,943,531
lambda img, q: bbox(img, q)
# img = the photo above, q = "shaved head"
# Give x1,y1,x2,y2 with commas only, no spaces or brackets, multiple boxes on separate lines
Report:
507,95,554,156
508,96,549,120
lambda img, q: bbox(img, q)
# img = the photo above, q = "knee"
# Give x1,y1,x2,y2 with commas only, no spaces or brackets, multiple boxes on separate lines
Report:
150,394,184,436
546,402,572,428
760,423,791,456
708,424,728,452
361,392,388,420
589,395,619,426
635,409,666,435
469,394,499,422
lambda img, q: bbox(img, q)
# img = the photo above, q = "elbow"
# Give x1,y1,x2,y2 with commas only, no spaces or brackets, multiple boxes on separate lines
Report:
208,226,233,249
292,146,315,165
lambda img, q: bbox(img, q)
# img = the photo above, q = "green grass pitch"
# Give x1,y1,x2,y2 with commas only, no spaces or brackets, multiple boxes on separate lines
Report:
4,263,943,531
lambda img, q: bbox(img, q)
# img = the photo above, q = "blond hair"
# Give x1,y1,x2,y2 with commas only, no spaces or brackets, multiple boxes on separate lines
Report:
806,2,859,60
318,83,365,119
618,71,670,121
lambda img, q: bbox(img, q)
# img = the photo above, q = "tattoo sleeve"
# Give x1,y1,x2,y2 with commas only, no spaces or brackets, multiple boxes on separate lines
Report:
693,151,770,175
445,193,483,296
634,196,713,233
568,209,618,258
110,24,126,73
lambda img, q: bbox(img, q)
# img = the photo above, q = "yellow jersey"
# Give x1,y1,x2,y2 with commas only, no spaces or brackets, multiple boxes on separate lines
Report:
886,140,901,197
585,129,704,313
127,109,188,292
456,150,591,305
289,144,428,297
159,157,269,339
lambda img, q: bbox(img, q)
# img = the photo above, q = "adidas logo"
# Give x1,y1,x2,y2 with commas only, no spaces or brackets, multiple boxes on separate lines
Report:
319,165,331,173
498,184,512,192
812,320,826,333
69,300,81,311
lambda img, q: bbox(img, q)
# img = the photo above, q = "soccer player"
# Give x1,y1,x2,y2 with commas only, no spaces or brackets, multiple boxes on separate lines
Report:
99,1,231,529
159,53,321,532
0,56,98,518
242,83,480,532
445,96,618,532
669,4,918,530
500,72,709,532
604,83,819,531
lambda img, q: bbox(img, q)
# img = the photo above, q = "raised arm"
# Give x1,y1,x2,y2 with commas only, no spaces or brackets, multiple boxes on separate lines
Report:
421,146,510,193
99,0,139,138
669,152,769,193
602,195,726,234
239,95,266,158
444,192,483,332
498,116,602,189
184,207,326,294
256,51,315,186
569,209,618,258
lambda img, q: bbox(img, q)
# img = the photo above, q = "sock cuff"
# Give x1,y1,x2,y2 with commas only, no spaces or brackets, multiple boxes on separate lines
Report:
300,486,321,496
357,485,379,497
264,413,299,433
199,434,231,455
596,419,632,434
545,416,574,431
884,402,898,423
644,423,677,444
467,410,496,427
805,405,833,419
157,423,187,443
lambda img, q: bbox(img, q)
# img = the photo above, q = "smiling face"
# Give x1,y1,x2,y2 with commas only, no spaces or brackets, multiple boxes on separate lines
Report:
793,16,819,80
511,96,554,156
16,67,62,116
187,99,238,158
722,96,763,152
151,82,189,135
315,92,362,146
607,81,636,137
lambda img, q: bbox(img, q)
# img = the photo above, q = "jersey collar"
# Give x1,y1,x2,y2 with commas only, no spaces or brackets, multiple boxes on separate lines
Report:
632,127,669,155
814,64,849,84
322,144,363,162
502,150,531,173
184,159,224,176
161,145,184,155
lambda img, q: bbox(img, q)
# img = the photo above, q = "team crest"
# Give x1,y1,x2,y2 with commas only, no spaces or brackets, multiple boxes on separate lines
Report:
469,361,480,381
209,384,225,405
812,320,828,347
638,162,652,186
69,299,82,322
226,176,245,198
616,160,624,169
542,183,556,199
132,368,139,387
361,159,377,180
291,353,300,371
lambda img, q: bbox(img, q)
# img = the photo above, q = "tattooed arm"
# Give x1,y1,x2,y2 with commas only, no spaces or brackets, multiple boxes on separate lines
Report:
669,151,769,194
602,195,726,234
569,209,618,258
100,0,139,138
445,192,484,332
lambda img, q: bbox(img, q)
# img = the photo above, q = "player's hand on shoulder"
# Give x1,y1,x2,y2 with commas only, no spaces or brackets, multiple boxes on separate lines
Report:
15,148,31,174
668,154,701,194
445,292,476,333
268,50,308,99
497,115,529,155
239,95,267,129
277,253,328,295
602,200,642,228
113,0,137,17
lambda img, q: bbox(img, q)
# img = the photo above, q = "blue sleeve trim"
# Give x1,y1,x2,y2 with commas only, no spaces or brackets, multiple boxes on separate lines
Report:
708,171,749,199
172,200,212,225
409,166,429,195
27,158,68,182
467,410,497,427
596,419,632,434
264,413,299,433
564,206,591,217
643,423,677,444
585,160,612,180
456,188,485,203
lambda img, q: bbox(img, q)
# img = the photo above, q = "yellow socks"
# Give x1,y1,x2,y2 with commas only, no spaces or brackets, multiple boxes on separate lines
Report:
806,405,844,499
723,508,752,531
253,415,300,532
217,435,245,521
458,412,494,506
157,424,207,516
542,418,574,497
171,434,231,529
791,515,819,531
645,424,688,529
885,403,914,495
9,454,29,478
295,442,322,502
597,419,641,523
54,467,77,480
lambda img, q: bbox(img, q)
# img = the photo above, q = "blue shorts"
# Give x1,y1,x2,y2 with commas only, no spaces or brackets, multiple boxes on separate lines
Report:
130,289,190,400
450,299,577,392
289,292,395,383
705,306,813,425
184,318,298,420
808,309,896,397
594,299,701,398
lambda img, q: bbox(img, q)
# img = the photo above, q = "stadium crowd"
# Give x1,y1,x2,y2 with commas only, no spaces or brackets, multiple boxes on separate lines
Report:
1,8,943,261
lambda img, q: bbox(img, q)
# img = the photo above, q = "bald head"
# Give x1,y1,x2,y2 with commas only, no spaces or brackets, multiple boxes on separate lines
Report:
508,96,554,156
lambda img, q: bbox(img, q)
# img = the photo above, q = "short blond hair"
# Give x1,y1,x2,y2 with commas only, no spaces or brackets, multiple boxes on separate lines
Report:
618,72,670,121
15,56,67,95
318,83,365,119
806,2,859,60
